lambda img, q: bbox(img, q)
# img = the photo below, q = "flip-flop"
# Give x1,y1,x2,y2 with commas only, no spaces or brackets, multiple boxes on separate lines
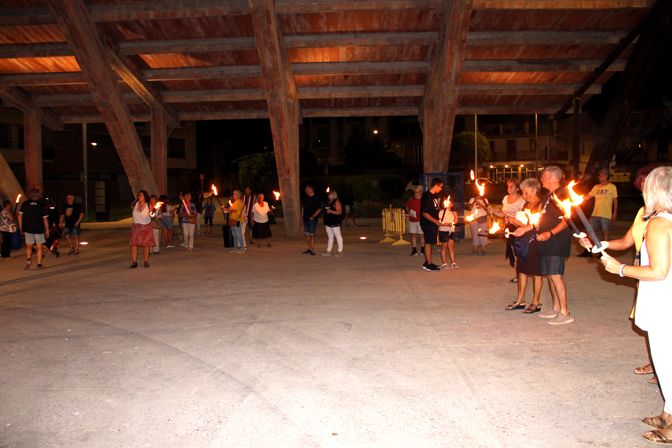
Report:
505,302,526,310
643,415,672,430
523,304,542,314
643,428,672,445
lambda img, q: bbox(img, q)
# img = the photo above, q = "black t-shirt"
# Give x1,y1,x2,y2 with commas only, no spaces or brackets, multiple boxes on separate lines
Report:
302,194,322,222
323,200,343,227
19,200,48,234
420,191,440,227
61,203,82,228
536,195,571,257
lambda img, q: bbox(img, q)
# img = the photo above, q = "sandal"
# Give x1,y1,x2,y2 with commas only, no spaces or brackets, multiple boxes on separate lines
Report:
635,364,654,375
523,304,542,314
643,428,672,445
643,414,672,430
506,301,526,311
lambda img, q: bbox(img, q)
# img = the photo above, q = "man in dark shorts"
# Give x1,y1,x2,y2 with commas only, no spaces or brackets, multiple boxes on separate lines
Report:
18,188,50,269
537,165,573,325
60,194,84,255
420,178,444,272
301,185,322,256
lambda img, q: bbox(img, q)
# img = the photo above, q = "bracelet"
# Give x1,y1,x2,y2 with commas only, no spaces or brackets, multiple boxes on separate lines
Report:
619,264,626,278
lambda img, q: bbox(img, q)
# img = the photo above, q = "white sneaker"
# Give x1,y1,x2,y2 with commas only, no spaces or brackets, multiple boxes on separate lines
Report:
539,310,559,319
450,263,459,269
441,263,449,270
548,313,574,326
322,252,332,257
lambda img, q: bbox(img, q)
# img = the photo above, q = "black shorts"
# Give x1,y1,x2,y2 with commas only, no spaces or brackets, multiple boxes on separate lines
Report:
539,255,566,276
420,223,438,245
438,231,455,243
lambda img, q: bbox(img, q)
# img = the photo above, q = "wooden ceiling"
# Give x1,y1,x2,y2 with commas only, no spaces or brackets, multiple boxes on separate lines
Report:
0,0,654,125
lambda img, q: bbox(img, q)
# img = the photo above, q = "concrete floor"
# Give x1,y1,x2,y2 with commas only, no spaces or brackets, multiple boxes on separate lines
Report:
0,221,661,447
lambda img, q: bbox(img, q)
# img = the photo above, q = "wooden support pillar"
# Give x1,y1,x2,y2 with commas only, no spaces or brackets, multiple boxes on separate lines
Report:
421,0,473,174
250,0,301,237
571,97,581,178
46,0,158,196
151,109,168,194
0,151,25,204
24,109,43,192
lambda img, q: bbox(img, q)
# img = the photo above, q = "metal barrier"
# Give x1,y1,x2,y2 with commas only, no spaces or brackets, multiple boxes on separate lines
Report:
380,208,410,246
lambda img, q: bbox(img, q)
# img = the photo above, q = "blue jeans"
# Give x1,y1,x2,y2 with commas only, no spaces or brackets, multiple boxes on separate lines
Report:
231,224,244,249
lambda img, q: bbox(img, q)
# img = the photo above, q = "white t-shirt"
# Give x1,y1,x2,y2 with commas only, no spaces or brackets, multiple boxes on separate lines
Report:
252,201,270,224
438,209,456,232
502,195,525,218
132,203,151,225
468,197,489,219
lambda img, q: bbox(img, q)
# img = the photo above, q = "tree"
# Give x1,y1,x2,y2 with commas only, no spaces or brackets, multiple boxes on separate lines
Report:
237,152,278,193
450,131,491,168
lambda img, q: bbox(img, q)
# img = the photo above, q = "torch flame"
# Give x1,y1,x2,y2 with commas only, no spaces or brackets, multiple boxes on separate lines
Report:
228,199,233,207
566,180,583,206
154,201,164,210
475,180,485,197
15,194,21,203
488,221,501,234
273,190,281,201
524,209,541,227
470,170,475,181
443,196,451,209
553,193,573,219
211,184,218,196
465,214,475,223
326,187,330,193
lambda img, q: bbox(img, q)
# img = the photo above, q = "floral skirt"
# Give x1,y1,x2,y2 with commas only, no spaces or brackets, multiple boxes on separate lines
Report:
130,223,156,247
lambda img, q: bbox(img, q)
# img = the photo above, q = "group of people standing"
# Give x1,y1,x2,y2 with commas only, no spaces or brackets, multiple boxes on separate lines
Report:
1,188,84,269
129,187,275,266
301,184,345,257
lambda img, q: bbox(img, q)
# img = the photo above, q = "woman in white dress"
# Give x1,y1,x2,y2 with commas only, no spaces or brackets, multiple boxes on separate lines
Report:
600,166,672,444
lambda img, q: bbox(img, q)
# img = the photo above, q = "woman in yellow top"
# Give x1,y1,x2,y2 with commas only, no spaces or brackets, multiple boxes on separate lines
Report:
222,190,246,253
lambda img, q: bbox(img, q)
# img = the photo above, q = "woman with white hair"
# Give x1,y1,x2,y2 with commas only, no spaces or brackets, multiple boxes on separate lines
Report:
600,166,672,444
322,190,344,257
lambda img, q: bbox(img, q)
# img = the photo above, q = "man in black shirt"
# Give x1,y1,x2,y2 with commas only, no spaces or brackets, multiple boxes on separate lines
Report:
60,194,85,255
420,177,444,272
301,185,322,256
537,166,573,325
18,188,49,269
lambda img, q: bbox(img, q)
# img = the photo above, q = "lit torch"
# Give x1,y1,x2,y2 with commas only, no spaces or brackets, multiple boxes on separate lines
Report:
475,179,485,197
210,184,223,207
552,193,583,237
566,180,603,251
15,194,21,204
524,209,541,228
443,196,451,209
273,190,281,201
470,170,475,181
465,213,475,223
488,221,502,234
326,187,330,193
149,201,163,218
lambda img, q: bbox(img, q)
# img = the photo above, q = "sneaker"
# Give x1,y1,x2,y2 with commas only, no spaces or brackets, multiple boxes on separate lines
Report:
335,252,343,257
539,310,559,319
309,250,316,256
422,262,431,271
410,248,418,256
36,263,43,269
167,245,175,248
450,263,459,269
548,313,574,326
24,259,31,270
428,263,441,272
441,263,449,270
302,249,311,255
322,252,332,257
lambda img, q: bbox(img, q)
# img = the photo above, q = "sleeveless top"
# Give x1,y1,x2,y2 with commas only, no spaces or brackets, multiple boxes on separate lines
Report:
323,200,342,227
132,203,151,225
438,208,456,232
635,212,672,332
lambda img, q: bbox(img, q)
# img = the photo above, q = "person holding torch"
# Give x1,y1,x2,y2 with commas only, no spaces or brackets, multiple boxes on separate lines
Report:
597,166,672,445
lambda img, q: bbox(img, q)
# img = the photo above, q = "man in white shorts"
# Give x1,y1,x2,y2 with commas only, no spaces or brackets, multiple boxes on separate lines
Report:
405,185,425,256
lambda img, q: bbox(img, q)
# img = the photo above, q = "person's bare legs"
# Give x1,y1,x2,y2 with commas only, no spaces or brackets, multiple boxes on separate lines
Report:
516,272,528,303
440,243,448,265
72,234,80,253
448,240,456,264
547,274,568,315
143,247,150,263
410,233,417,250
131,245,138,264
547,276,560,312
24,243,32,262
420,234,425,250
531,276,543,305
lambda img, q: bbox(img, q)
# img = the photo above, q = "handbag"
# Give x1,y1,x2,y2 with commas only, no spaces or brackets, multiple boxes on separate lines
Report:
511,230,536,262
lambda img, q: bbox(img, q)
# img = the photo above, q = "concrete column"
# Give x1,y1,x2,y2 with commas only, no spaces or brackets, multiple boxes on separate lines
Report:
151,109,168,194
24,109,43,192
0,151,25,203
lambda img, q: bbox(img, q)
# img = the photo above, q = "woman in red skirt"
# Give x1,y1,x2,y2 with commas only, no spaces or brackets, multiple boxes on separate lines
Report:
130,190,155,268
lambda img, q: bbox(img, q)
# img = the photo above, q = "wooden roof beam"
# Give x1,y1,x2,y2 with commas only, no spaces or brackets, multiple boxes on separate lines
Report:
472,0,653,8
468,31,628,46
463,59,626,72
0,87,62,130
